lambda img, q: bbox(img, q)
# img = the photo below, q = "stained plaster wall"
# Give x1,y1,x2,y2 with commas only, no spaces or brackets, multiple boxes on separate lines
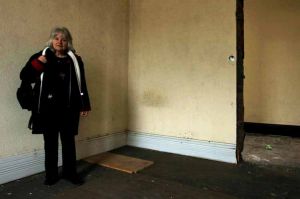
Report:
245,0,300,125
128,0,237,144
1,0,238,161
0,0,129,157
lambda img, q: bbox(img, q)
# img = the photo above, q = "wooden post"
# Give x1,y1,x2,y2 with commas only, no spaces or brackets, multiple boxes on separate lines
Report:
236,0,245,163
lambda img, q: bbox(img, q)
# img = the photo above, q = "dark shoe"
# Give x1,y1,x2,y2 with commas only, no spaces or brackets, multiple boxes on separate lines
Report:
44,177,60,186
63,174,84,185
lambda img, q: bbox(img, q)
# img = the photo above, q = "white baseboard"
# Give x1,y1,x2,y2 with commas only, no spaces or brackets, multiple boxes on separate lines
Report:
0,132,126,185
76,132,127,160
127,131,237,164
0,131,236,185
0,150,48,185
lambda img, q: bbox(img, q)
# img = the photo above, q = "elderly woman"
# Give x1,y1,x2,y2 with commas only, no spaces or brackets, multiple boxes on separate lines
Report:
20,27,91,185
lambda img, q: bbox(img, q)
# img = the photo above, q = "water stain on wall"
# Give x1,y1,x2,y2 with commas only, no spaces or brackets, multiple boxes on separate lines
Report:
141,89,166,107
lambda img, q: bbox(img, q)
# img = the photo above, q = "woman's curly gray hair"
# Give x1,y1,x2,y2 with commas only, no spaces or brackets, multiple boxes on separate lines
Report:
46,27,75,52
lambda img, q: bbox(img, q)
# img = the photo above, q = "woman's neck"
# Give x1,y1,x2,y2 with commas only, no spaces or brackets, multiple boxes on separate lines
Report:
55,51,67,58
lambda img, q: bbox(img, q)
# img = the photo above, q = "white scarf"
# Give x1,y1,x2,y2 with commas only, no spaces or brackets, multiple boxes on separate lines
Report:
41,47,82,93
37,47,82,112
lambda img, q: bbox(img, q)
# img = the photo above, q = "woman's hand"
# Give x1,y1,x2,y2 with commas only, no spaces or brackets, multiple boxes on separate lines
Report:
38,55,47,63
80,111,89,117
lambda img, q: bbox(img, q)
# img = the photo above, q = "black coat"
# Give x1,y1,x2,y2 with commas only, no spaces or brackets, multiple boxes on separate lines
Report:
20,49,91,135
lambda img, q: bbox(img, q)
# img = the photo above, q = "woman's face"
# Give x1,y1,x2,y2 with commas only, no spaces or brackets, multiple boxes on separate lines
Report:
52,32,68,53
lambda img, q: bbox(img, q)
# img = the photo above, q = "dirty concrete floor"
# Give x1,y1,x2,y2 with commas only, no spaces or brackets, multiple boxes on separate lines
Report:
243,134,300,167
1,146,300,199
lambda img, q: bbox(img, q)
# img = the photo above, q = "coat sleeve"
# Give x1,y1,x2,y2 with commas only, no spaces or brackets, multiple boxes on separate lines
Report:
20,52,45,83
77,56,91,111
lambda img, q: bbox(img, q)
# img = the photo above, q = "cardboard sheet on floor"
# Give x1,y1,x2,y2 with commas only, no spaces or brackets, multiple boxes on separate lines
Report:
84,152,154,173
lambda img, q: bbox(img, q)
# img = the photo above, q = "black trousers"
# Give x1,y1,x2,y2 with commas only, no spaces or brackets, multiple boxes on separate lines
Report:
43,130,77,179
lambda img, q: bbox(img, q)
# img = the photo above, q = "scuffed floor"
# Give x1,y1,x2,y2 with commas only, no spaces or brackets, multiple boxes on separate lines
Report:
1,146,300,199
242,134,300,167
